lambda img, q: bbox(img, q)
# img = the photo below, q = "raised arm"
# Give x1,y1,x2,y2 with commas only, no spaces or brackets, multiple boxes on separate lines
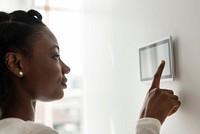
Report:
136,61,181,134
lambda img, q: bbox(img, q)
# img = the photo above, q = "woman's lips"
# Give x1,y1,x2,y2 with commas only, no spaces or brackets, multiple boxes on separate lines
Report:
61,82,67,89
61,78,67,89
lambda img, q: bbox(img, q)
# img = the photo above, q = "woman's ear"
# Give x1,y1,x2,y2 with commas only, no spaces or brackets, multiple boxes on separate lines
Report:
5,52,24,78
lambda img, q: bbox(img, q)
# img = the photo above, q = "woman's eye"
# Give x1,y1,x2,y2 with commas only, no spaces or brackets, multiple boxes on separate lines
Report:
54,54,60,59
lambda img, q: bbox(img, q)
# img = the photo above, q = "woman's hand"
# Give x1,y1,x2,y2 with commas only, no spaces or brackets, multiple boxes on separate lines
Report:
140,61,181,124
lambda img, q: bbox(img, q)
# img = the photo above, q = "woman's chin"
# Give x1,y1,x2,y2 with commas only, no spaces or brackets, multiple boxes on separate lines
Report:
39,91,64,102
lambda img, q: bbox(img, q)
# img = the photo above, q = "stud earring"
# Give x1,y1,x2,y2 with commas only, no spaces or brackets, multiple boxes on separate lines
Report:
19,71,23,77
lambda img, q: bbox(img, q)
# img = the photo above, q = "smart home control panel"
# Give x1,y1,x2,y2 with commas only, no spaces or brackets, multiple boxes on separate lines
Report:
139,36,175,82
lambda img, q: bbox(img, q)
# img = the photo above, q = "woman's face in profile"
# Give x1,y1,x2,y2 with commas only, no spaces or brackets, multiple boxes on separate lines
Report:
23,27,70,101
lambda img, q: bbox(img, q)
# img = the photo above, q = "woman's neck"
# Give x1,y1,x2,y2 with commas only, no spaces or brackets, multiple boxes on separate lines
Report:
1,97,36,121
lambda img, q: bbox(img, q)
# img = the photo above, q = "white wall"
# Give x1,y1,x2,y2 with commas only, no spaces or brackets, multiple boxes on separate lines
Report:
82,0,200,134
0,0,31,12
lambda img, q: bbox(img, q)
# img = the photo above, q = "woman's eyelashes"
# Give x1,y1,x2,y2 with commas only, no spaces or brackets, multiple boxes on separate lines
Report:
53,54,60,60
51,47,60,60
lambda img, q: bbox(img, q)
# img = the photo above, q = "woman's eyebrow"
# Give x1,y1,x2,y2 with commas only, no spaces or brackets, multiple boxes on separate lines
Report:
50,45,60,51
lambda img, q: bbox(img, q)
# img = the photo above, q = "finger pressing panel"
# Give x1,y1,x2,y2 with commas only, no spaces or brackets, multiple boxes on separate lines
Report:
150,60,165,90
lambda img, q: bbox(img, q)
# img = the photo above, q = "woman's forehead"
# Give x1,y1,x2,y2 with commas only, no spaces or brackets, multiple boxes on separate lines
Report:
32,29,59,52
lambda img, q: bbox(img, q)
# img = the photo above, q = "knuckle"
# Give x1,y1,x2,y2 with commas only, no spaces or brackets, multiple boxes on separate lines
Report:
149,88,160,94
168,90,174,94
162,89,174,94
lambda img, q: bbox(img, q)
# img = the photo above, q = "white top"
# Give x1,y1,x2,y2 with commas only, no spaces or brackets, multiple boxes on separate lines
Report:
136,118,161,134
0,117,161,134
0,118,58,134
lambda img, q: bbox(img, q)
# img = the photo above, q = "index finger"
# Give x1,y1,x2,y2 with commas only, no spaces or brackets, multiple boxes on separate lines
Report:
150,60,165,89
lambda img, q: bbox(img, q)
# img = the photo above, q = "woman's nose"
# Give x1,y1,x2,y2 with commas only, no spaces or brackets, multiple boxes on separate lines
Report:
61,60,70,74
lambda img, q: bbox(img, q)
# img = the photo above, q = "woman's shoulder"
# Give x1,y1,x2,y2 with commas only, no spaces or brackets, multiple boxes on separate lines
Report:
0,118,59,134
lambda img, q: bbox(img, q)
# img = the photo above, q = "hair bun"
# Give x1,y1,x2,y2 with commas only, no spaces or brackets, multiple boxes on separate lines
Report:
27,9,42,21
0,12,11,23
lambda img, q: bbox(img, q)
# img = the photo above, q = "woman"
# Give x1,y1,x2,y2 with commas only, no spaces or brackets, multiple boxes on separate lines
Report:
0,9,69,134
0,9,180,134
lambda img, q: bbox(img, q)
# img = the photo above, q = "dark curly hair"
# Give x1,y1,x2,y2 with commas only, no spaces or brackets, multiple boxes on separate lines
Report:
0,9,45,106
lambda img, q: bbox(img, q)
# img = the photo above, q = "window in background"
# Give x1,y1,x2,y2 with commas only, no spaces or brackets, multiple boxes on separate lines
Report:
32,0,84,134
